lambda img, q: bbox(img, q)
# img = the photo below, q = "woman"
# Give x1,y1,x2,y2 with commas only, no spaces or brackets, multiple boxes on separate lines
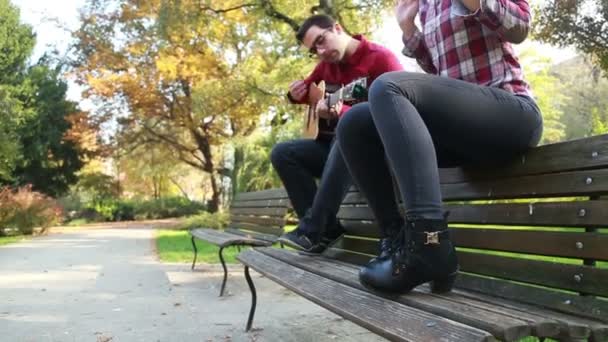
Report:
336,0,543,294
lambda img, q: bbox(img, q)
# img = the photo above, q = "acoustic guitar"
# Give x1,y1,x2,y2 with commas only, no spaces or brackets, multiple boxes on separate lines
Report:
302,77,368,140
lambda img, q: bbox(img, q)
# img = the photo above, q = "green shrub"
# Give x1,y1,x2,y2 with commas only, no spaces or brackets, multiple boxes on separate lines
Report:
132,197,206,220
0,185,62,235
62,196,206,223
179,211,229,230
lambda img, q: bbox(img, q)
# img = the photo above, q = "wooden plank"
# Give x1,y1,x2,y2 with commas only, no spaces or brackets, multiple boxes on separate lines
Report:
446,201,608,227
266,248,608,341
189,229,273,248
340,220,381,238
343,169,608,202
332,236,379,256
230,214,286,227
234,188,288,201
322,247,372,266
455,274,608,323
259,248,542,341
440,287,596,340
452,229,608,261
231,198,289,208
458,252,608,297
439,134,608,183
442,169,608,200
238,249,497,342
230,207,288,217
225,222,283,236
340,201,608,228
224,228,280,243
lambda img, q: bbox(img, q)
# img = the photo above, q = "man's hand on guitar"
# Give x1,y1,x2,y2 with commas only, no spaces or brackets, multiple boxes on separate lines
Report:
316,99,342,119
289,80,308,102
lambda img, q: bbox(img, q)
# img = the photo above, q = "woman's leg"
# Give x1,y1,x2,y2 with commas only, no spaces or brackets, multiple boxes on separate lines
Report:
367,71,543,219
339,71,542,294
336,103,404,238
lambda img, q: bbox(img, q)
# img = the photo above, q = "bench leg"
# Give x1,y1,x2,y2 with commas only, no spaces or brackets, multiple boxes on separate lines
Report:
244,266,257,332
190,236,198,270
219,246,228,297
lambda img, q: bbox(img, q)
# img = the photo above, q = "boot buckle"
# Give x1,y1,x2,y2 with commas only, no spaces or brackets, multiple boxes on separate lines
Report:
424,231,440,245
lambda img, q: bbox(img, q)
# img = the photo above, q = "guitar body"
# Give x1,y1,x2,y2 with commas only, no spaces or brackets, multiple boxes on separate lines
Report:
302,77,367,140
302,81,325,139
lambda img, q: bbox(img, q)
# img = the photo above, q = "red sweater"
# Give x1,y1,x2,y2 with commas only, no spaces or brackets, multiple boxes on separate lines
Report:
293,35,404,116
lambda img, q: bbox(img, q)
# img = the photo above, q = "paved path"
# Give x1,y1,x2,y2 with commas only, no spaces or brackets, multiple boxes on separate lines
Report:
0,225,385,341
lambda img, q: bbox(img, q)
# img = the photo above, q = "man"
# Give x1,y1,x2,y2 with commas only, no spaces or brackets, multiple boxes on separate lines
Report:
271,14,403,253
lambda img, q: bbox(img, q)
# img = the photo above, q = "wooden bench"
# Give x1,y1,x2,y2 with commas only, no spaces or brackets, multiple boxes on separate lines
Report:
190,188,289,296
238,134,608,341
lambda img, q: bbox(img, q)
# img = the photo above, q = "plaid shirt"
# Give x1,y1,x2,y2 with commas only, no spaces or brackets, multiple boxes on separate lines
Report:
402,0,532,97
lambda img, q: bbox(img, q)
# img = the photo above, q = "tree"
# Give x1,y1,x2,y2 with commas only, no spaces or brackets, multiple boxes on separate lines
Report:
13,62,85,197
519,49,568,144
0,0,35,180
548,56,608,140
72,0,393,211
533,0,608,73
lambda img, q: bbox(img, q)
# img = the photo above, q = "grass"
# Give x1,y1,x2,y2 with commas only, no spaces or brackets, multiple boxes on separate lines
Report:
0,235,28,246
155,224,297,264
65,218,90,226
155,229,240,264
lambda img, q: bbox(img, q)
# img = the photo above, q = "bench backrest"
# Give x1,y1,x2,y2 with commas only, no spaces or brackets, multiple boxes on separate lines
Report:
226,188,290,242
327,134,608,322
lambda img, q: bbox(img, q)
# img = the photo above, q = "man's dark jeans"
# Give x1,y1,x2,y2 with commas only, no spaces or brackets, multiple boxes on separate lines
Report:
270,137,351,238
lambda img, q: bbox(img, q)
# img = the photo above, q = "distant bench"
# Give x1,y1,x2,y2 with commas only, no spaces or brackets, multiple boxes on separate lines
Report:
238,134,608,341
189,189,289,296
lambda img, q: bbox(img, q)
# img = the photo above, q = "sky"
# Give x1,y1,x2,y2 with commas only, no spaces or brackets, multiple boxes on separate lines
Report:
16,1,577,107
16,0,87,104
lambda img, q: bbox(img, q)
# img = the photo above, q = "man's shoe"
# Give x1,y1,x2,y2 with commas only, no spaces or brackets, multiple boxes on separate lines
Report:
277,230,315,251
300,225,346,255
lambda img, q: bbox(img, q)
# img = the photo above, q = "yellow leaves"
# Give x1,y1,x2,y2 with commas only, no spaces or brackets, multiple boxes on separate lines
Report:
155,44,225,83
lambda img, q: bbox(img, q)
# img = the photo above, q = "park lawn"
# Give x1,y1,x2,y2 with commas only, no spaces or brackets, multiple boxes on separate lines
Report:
156,229,239,264
155,224,297,264
0,235,28,247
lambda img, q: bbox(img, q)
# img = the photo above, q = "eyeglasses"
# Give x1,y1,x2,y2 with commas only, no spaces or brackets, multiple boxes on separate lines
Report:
308,28,332,57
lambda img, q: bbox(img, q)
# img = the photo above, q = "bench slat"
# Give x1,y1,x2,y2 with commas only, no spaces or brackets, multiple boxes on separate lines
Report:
267,248,606,341
453,229,608,261
229,214,286,227
439,134,608,183
224,228,279,243
340,169,608,202
442,169,608,200
230,199,290,208
259,248,545,340
338,201,608,228
456,274,608,324
189,229,273,248
328,237,608,296
446,286,607,342
238,249,497,342
230,207,288,217
234,188,288,201
458,252,608,297
225,222,283,236
447,201,608,227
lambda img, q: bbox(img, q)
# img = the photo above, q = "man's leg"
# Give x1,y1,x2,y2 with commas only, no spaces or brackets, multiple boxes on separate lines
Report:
278,141,352,252
270,139,331,219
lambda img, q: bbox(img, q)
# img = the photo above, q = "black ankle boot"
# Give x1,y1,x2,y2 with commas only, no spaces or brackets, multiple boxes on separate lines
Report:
358,220,402,284
359,216,458,294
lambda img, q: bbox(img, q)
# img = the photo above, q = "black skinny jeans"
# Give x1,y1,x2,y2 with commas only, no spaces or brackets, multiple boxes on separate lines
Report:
336,71,543,231
270,137,351,238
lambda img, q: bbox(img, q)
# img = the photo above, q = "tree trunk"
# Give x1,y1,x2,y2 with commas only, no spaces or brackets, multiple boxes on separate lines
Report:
231,145,245,198
206,173,221,213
